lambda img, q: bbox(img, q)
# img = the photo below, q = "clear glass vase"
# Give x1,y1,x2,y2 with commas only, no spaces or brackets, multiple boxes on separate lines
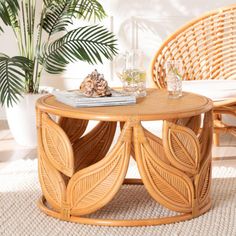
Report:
115,50,146,97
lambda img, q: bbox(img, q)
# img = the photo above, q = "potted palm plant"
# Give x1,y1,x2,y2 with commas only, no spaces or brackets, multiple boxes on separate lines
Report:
0,0,117,146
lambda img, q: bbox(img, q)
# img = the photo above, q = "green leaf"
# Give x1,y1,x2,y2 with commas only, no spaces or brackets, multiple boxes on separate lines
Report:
76,0,106,21
12,56,34,77
41,25,117,74
42,0,73,36
43,0,61,7
42,0,106,36
0,0,19,29
0,54,33,107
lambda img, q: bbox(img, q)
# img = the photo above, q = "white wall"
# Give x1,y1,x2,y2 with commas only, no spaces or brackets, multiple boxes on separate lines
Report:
1,1,236,119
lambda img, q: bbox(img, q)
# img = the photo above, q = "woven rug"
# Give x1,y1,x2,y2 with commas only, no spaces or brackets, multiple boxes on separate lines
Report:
0,160,236,236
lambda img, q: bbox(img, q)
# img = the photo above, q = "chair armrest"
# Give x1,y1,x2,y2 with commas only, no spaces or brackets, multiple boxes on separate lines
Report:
213,98,236,108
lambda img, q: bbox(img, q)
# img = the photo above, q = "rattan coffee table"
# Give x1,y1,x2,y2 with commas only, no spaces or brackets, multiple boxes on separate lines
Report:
36,89,213,227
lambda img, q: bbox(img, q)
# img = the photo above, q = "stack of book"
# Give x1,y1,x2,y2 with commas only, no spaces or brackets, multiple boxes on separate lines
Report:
53,90,136,108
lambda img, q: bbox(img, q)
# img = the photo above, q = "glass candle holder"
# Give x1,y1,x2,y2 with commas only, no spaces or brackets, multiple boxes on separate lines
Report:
165,60,183,98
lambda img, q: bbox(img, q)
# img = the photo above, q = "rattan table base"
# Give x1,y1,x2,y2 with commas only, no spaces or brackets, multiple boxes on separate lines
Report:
36,90,213,227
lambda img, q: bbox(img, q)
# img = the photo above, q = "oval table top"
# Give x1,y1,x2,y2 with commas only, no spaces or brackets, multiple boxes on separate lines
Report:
36,89,213,121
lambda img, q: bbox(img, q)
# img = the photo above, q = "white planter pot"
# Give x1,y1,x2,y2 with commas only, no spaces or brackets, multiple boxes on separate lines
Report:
5,93,44,147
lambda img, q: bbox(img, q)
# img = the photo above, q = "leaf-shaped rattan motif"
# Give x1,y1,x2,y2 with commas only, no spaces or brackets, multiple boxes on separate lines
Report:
38,151,66,210
134,124,194,213
143,127,169,164
67,122,131,216
42,113,74,177
163,121,200,175
59,117,88,143
197,159,211,207
175,115,201,135
73,121,117,171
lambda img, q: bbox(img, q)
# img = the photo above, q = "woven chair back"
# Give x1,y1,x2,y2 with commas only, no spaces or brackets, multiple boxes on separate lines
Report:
152,5,236,88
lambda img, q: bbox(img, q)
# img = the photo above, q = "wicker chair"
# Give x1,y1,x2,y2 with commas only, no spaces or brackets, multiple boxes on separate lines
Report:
152,4,236,146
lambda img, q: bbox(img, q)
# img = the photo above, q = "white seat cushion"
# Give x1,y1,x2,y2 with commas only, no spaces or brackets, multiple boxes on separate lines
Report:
182,80,236,101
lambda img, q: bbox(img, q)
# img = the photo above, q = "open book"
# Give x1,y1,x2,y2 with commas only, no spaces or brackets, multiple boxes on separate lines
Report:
53,89,136,107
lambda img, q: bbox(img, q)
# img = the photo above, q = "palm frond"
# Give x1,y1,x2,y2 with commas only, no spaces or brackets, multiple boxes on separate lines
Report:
43,0,53,6
0,54,33,107
42,0,106,36
76,0,106,21
41,25,117,74
12,56,34,77
0,0,19,29
42,0,74,36
43,0,61,7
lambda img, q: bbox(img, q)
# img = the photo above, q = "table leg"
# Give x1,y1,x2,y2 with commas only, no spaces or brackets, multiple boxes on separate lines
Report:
120,121,136,160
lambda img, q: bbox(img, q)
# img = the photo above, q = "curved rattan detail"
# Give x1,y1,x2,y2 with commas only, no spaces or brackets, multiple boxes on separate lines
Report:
152,5,236,88
66,122,131,216
162,121,200,175
174,115,201,135
58,117,88,143
41,113,74,177
38,150,66,210
143,127,169,165
133,123,194,213
196,158,211,208
73,121,117,171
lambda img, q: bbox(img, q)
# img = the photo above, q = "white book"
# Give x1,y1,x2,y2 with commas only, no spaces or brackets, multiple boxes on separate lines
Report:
53,90,136,107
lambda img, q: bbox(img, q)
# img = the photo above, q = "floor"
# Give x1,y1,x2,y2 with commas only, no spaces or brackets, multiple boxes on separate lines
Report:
0,119,236,168
0,120,37,163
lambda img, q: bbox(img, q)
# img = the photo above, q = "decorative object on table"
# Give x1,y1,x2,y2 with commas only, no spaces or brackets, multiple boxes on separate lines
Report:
115,50,146,97
165,60,183,99
0,0,117,146
80,70,112,97
53,69,136,107
53,89,136,108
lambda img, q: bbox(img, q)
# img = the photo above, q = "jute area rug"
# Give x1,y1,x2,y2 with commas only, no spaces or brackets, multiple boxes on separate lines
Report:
0,160,236,236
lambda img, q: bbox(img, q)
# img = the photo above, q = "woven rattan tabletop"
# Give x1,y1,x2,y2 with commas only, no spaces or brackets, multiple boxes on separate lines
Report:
36,88,212,121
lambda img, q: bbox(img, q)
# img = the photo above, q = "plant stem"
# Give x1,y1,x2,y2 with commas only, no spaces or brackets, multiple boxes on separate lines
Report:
10,1,25,57
21,1,27,55
26,0,34,92
29,0,36,61
33,2,46,93
18,0,35,93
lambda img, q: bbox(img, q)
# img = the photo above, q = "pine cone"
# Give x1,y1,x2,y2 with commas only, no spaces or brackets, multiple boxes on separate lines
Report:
80,69,111,97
